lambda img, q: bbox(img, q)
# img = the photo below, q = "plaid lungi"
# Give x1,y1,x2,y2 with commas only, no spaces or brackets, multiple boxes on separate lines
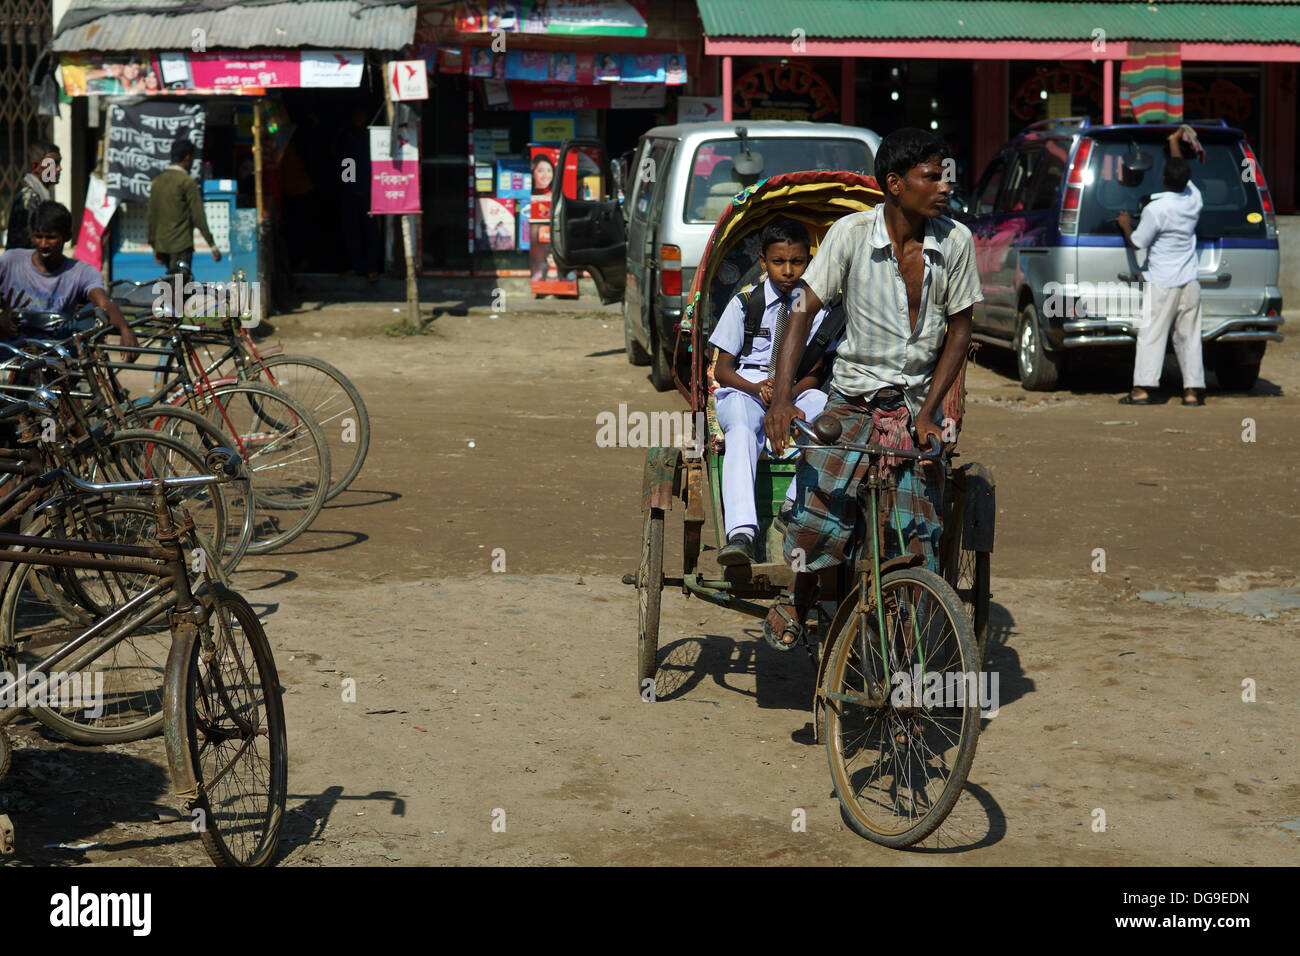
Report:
783,388,944,574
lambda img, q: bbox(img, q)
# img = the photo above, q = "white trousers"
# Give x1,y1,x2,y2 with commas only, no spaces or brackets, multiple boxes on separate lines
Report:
1134,280,1205,389
715,387,829,538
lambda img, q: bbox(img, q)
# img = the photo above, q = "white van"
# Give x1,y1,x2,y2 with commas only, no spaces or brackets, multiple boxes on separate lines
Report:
551,121,880,390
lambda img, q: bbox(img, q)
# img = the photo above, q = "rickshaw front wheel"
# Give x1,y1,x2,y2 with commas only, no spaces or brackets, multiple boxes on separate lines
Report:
637,508,665,697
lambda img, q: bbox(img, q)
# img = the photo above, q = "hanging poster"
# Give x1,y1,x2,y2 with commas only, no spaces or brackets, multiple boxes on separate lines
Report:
369,126,421,214
74,174,119,271
476,196,517,251
505,51,549,82
105,101,206,203
619,54,664,83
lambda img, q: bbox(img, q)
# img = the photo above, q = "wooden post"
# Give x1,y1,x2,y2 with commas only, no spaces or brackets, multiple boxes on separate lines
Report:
252,99,269,319
385,84,421,332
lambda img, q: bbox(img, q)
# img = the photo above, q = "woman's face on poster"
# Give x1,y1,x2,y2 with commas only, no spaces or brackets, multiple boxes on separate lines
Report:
533,159,554,192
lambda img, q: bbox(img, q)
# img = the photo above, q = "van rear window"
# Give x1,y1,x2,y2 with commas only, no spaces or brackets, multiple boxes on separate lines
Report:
1077,138,1266,238
684,138,873,223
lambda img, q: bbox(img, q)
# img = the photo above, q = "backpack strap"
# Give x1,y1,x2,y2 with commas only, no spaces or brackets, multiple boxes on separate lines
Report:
738,283,767,359
795,291,847,382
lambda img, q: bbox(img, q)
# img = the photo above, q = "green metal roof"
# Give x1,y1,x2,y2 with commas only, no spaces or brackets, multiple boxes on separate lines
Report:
697,1,1300,42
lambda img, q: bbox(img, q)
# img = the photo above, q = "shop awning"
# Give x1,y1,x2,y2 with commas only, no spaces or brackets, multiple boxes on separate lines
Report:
698,0,1300,58
53,0,417,52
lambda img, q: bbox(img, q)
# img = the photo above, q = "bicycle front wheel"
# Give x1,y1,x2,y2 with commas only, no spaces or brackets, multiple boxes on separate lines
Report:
166,585,286,866
822,567,980,848
254,354,369,500
183,381,330,553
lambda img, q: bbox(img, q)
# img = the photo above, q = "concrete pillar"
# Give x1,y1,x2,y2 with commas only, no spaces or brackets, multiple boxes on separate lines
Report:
51,0,76,216
722,56,732,121
972,60,1008,183
1102,60,1114,125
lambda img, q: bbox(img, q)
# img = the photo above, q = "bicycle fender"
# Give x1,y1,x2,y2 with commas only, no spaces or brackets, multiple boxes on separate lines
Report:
959,462,996,553
641,446,682,512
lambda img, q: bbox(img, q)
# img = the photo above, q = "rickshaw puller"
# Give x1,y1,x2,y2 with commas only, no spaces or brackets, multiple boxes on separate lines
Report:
762,129,983,651
710,218,837,567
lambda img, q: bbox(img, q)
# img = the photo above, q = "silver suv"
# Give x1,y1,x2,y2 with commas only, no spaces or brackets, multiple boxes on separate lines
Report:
550,121,879,390
960,118,1283,390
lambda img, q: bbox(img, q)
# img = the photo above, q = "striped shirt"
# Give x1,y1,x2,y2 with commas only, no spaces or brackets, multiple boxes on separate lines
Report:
800,206,982,421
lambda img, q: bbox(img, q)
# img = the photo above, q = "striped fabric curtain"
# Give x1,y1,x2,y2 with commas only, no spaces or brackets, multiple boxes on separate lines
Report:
1119,43,1184,123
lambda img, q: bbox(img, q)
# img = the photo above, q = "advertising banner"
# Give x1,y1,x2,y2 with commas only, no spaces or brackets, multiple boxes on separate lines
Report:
187,51,301,89
105,101,206,203
74,174,118,271
369,126,421,214
455,1,649,36
528,144,578,296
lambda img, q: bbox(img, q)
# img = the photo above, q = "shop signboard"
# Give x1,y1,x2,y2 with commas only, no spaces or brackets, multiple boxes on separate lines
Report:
302,51,365,88
188,51,301,89
531,111,577,144
386,60,430,100
455,0,649,36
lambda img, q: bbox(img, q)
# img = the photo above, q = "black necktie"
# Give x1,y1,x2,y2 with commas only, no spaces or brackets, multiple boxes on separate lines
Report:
767,293,791,378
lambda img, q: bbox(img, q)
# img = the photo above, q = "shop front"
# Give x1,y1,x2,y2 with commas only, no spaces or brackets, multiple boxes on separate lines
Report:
413,0,705,279
697,0,1300,214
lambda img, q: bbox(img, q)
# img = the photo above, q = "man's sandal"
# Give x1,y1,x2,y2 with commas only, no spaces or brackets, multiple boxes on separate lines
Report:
762,587,819,652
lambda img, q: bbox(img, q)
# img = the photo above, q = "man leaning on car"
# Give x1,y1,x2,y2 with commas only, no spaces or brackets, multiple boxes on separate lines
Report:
1116,126,1207,407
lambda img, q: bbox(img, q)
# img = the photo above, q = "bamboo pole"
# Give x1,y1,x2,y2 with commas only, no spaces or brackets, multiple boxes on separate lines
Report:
385,83,421,332
253,99,268,319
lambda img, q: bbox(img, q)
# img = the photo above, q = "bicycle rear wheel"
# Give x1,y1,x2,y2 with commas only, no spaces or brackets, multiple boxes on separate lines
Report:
253,354,369,500
180,381,330,553
822,567,980,848
166,584,286,866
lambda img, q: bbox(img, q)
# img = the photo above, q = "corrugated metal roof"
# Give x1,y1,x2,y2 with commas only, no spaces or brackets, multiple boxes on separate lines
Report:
53,0,416,52
697,0,1300,42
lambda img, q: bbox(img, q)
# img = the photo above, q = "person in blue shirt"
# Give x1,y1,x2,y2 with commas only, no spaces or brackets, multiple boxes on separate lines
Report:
709,218,837,566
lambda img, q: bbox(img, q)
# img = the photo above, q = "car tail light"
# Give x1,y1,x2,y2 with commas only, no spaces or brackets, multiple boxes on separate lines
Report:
1241,143,1278,239
660,244,681,296
1059,138,1093,236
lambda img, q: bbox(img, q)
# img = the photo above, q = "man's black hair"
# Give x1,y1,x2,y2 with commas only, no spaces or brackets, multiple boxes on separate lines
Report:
27,140,59,166
171,137,197,164
874,128,951,184
759,217,811,256
31,200,73,239
1164,156,1191,192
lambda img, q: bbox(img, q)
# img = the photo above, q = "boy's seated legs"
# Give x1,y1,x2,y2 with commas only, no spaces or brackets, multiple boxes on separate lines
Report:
714,388,764,565
779,388,830,519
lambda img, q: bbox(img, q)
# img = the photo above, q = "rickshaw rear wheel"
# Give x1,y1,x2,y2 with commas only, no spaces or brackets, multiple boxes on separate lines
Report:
624,299,651,366
648,326,675,392
637,508,665,697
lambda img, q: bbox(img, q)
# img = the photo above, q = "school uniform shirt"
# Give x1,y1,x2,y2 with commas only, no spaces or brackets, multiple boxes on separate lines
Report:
1129,181,1203,288
708,277,831,390
799,206,983,421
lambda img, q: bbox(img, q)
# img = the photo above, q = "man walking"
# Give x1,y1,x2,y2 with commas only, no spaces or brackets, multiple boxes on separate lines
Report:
1117,127,1205,406
6,140,61,250
147,137,221,277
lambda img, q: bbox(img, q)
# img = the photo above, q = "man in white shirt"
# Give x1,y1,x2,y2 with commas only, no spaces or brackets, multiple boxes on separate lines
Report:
1117,127,1206,406
762,128,982,649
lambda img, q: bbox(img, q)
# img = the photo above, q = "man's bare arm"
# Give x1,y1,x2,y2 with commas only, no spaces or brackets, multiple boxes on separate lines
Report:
915,306,973,450
763,283,822,455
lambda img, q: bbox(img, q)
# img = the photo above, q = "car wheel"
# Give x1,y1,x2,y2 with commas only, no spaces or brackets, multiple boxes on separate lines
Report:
624,297,651,366
1212,343,1263,392
1016,302,1065,391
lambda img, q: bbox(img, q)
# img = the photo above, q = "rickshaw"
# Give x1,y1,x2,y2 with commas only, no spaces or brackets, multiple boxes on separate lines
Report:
627,170,996,847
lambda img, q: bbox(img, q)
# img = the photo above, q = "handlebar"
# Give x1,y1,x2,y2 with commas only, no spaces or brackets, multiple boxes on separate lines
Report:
35,447,244,494
792,416,943,461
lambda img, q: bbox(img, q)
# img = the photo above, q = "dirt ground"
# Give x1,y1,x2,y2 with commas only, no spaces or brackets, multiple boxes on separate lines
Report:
3,292,1298,866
